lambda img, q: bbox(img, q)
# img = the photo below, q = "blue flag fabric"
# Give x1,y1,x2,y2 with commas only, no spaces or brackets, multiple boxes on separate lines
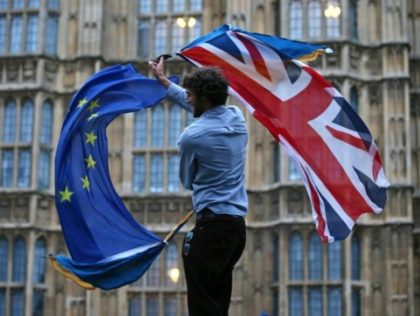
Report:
53,64,178,290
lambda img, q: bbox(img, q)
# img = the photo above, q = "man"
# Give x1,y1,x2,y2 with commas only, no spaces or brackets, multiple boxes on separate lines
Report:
149,57,248,315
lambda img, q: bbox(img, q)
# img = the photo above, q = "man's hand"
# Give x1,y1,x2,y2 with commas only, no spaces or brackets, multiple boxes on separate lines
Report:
149,56,171,88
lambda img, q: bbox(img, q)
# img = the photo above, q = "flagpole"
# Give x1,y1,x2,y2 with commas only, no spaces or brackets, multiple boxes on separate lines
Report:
164,210,194,243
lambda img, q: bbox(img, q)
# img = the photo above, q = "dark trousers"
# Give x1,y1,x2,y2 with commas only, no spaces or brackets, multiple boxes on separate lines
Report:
182,209,246,316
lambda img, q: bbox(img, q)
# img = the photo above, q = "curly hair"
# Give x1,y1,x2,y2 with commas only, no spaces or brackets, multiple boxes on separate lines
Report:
182,67,228,107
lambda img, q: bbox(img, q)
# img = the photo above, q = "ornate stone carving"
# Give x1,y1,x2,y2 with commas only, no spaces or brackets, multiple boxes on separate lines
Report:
6,62,19,83
23,59,37,82
44,60,58,84
350,45,361,70
369,83,383,105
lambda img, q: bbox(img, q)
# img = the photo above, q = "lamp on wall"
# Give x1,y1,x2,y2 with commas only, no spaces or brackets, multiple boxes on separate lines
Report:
176,17,197,28
324,1,341,18
168,267,180,283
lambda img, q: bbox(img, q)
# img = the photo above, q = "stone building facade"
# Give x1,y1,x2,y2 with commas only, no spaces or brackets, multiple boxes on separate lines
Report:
0,0,419,315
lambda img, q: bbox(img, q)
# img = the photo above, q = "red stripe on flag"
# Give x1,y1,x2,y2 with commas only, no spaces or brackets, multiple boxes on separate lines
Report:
326,126,369,151
234,32,272,81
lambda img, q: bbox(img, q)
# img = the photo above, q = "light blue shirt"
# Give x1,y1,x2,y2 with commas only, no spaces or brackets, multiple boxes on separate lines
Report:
167,83,248,217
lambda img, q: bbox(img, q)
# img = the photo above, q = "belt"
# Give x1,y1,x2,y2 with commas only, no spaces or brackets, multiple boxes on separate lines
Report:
196,208,244,223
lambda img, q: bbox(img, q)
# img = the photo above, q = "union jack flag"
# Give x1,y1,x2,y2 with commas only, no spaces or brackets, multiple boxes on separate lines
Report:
178,25,389,242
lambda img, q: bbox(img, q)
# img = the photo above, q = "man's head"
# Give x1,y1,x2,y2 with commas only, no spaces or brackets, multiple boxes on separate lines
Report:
182,67,228,117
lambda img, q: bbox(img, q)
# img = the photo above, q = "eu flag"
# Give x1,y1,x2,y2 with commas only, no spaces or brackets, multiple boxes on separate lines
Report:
51,64,180,290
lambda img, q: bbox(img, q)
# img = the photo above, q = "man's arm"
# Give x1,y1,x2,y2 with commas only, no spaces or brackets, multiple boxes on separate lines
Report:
149,57,192,112
178,133,197,190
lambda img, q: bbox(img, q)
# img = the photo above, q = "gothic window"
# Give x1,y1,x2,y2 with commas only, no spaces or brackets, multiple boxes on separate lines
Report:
26,14,39,53
139,0,152,14
273,143,280,183
164,295,178,315
0,236,8,281
3,100,17,143
156,0,168,13
328,241,342,279
13,0,24,9
137,21,150,59
0,17,6,54
45,14,58,55
17,148,31,188
350,86,359,113
168,154,180,192
146,294,159,314
152,104,165,147
165,244,179,287
11,289,24,316
289,0,303,39
308,287,323,315
138,0,202,59
169,105,182,146
146,259,161,287
134,110,148,147
33,238,46,283
47,0,59,10
351,235,361,280
32,238,46,316
10,15,22,53
20,99,34,142
150,153,163,192
132,154,146,192
173,0,184,12
40,101,53,144
1,149,13,187
349,0,358,40
28,0,40,8
309,233,323,280
288,157,302,181
128,294,141,316
308,0,322,39
289,287,303,315
12,237,26,282
154,21,167,57
0,0,6,9
289,232,303,280
328,287,342,315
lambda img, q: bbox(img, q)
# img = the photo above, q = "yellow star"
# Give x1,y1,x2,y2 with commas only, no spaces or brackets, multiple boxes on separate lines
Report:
88,99,100,112
85,131,97,145
81,176,90,190
87,113,99,121
77,97,88,109
85,155,97,168
59,186,74,202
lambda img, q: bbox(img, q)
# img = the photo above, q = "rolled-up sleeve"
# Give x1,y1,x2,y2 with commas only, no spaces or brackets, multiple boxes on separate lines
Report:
178,132,196,190
166,82,193,113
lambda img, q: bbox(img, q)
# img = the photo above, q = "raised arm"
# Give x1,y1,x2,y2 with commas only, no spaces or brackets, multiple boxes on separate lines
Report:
149,57,192,113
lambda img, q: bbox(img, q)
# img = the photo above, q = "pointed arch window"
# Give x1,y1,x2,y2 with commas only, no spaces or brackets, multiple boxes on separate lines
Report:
155,21,167,56
139,0,152,14
289,0,303,39
40,100,53,144
350,87,359,113
151,104,164,147
1,150,14,187
137,21,150,59
20,99,34,142
308,0,322,38
10,15,23,53
3,100,17,143
0,236,8,281
328,241,342,280
289,232,303,280
134,110,148,148
132,154,146,192
309,233,323,280
12,237,26,282
26,14,39,53
45,15,58,55
349,0,358,40
33,238,46,283
168,154,180,192
165,243,179,287
17,149,31,188
168,104,182,146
